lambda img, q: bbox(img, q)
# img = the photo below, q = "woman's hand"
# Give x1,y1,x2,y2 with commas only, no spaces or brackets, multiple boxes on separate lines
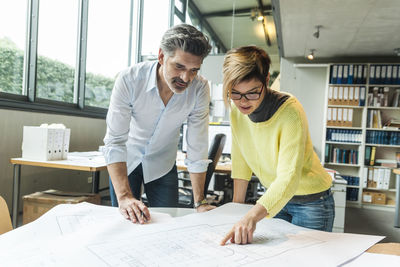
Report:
220,203,268,245
220,215,257,245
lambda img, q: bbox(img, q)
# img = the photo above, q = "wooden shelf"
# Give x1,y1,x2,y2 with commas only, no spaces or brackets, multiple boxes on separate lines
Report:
324,163,360,167
326,141,361,145
365,143,400,148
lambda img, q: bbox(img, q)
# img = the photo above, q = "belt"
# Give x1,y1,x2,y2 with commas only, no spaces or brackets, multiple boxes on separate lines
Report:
289,189,331,203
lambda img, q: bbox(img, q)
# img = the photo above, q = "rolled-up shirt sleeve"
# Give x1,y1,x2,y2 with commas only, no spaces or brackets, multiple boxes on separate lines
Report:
184,81,211,173
103,72,132,165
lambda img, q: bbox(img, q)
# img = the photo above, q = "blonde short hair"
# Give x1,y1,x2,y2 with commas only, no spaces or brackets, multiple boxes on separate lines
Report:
222,46,271,107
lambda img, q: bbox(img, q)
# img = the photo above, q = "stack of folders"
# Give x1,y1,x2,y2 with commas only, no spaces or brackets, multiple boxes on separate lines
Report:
326,107,354,127
369,64,400,85
330,64,368,84
362,166,391,190
328,86,366,106
367,87,391,107
22,125,71,161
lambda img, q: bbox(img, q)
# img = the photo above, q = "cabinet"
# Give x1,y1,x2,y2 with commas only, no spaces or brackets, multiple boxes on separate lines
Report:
323,63,400,210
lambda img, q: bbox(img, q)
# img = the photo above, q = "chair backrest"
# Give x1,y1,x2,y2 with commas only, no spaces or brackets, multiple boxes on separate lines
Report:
0,196,12,234
204,133,226,197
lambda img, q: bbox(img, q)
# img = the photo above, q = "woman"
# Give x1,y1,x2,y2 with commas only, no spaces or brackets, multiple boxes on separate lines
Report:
220,46,334,246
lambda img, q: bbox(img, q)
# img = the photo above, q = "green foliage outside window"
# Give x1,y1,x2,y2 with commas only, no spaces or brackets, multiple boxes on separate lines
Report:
0,37,114,108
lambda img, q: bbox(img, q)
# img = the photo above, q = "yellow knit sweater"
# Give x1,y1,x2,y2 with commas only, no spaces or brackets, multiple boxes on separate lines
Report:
230,96,332,218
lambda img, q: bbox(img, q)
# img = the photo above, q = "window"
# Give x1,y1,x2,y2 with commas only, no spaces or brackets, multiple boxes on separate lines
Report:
140,0,169,61
85,0,132,108
36,0,79,103
0,0,27,95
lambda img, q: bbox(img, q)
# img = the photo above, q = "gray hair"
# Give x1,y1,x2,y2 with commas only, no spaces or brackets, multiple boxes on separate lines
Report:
160,24,212,59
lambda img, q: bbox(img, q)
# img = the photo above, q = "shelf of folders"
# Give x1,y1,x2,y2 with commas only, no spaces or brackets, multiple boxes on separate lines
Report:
326,129,362,143
330,64,368,85
366,130,400,146
369,64,400,85
324,144,359,165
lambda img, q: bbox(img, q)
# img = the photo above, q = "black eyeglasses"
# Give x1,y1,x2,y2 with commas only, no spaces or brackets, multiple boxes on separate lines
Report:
230,85,264,101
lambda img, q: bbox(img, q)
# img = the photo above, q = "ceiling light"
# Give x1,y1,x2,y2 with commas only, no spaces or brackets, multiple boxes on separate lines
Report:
257,11,264,21
307,49,315,60
395,48,400,56
313,25,322,39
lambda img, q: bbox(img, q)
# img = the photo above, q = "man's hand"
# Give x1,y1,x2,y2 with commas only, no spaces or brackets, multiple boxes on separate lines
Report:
118,196,151,224
196,204,216,212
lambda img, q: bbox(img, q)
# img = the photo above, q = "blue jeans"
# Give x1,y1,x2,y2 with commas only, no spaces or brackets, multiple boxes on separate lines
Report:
274,190,335,232
109,163,178,208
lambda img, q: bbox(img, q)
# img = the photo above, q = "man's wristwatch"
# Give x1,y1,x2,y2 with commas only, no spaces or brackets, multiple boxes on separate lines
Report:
193,199,208,209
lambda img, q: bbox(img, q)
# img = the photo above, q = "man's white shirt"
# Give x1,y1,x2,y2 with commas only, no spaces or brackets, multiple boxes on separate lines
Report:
103,61,210,183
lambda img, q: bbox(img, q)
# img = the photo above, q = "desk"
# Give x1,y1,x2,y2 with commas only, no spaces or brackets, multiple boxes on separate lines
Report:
0,203,391,266
391,168,400,228
10,153,107,228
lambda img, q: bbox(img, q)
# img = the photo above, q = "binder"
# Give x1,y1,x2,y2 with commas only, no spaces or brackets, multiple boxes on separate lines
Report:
359,86,366,106
375,65,381,84
337,108,343,126
331,65,338,84
383,169,391,190
348,64,354,84
62,128,71,160
363,64,368,84
328,86,333,105
369,65,376,84
348,108,353,127
343,65,349,84
354,86,360,106
333,86,338,104
364,146,371,165
343,86,349,105
381,65,387,84
377,168,385,189
342,108,348,127
369,146,376,166
387,65,393,84
357,65,363,84
349,86,354,106
368,168,374,187
362,167,368,188
353,65,358,84
338,86,343,105
392,65,398,85
332,108,337,126
337,65,343,84
327,108,332,126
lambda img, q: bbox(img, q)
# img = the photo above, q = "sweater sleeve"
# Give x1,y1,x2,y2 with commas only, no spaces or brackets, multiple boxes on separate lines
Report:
256,106,307,218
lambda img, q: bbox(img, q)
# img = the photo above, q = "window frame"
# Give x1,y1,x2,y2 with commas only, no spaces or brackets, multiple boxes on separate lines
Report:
0,0,138,119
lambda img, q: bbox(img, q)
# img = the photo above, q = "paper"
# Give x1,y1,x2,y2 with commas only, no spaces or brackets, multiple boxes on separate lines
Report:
0,203,384,266
344,252,400,266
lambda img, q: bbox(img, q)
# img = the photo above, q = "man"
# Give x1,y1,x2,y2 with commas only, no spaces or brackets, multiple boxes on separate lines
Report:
103,24,214,224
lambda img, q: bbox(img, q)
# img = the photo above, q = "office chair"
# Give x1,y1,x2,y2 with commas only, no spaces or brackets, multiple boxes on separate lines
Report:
0,196,12,234
178,133,226,207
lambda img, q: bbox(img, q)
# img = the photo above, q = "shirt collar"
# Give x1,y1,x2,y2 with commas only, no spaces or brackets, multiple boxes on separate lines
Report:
145,61,159,92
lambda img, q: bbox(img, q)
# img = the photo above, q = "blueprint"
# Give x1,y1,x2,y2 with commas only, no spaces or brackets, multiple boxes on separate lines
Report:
0,202,385,266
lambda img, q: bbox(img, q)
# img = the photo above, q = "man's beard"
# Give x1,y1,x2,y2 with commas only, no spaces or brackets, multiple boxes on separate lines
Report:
169,77,189,94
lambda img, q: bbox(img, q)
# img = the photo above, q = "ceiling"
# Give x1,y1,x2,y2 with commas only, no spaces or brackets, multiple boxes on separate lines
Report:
278,0,400,59
192,0,400,72
191,0,280,71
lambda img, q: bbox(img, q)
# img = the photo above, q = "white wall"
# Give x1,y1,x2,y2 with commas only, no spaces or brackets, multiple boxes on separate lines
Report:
0,109,108,213
200,54,225,84
280,58,329,160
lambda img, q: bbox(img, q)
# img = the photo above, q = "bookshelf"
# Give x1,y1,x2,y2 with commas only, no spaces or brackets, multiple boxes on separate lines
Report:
323,63,400,210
